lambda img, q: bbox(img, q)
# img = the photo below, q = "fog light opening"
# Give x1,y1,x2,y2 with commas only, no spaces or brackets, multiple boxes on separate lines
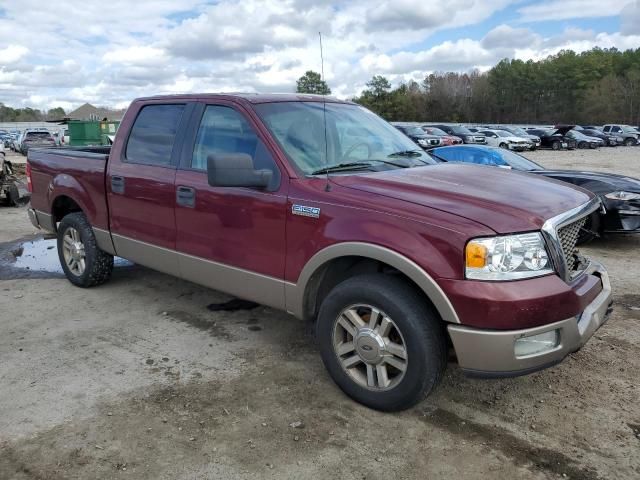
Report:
514,330,560,358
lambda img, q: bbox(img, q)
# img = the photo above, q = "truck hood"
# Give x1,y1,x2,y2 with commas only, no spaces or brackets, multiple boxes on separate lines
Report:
331,164,592,234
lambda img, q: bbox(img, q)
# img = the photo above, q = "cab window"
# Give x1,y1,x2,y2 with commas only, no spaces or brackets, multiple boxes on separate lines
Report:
125,104,185,166
191,105,281,190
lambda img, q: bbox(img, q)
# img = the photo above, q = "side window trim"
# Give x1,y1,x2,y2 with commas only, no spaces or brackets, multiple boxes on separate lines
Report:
121,102,195,169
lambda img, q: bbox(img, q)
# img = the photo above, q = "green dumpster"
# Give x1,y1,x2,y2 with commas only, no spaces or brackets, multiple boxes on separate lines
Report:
68,120,120,146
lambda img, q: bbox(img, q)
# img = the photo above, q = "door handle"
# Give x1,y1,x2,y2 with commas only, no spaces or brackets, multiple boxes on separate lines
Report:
176,186,195,207
111,176,125,194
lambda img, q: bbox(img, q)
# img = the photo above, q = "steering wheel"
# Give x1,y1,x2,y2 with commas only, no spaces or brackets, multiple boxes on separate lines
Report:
342,141,372,161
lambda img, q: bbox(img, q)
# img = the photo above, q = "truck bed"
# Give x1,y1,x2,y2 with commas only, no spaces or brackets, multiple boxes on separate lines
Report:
28,146,112,230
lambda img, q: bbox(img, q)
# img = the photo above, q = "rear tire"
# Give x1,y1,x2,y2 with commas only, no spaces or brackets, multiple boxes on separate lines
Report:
57,212,113,287
316,274,447,411
578,141,587,149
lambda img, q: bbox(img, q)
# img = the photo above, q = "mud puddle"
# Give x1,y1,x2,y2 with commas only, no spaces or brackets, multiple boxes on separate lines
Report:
0,236,133,280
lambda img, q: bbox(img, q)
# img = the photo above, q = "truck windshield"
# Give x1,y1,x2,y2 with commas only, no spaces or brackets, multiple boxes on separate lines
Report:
253,102,436,175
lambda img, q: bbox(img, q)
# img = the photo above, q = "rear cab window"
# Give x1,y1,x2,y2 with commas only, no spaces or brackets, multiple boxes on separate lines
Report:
25,132,54,141
125,104,185,166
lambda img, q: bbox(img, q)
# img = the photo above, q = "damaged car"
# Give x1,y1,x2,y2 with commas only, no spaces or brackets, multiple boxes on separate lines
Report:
526,126,577,150
1,156,30,206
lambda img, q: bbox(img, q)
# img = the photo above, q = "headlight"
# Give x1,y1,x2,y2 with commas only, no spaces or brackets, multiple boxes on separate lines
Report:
465,232,553,280
417,139,427,146
605,191,640,201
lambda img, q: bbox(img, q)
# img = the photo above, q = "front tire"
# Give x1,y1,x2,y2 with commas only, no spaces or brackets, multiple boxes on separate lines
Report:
316,274,447,411
551,141,561,150
624,137,636,146
57,212,114,287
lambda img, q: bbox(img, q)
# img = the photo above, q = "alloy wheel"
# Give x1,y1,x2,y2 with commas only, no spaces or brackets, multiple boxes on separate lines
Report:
333,304,408,391
62,227,86,276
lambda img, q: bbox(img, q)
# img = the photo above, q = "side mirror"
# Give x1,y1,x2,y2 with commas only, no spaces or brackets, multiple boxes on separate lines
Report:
207,153,272,189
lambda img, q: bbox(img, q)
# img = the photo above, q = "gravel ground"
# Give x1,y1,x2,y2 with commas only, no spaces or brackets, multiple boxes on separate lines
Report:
1,148,639,479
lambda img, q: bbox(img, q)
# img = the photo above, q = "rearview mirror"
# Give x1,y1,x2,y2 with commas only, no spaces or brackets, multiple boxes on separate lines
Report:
207,153,272,189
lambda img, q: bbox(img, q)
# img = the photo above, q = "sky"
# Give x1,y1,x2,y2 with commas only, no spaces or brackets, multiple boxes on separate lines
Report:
0,0,639,111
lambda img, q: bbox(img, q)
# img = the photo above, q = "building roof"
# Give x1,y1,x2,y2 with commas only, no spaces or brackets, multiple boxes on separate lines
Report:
67,103,126,121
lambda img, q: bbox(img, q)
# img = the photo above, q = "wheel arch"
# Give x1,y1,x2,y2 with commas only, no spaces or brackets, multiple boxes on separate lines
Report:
51,194,84,225
285,242,460,325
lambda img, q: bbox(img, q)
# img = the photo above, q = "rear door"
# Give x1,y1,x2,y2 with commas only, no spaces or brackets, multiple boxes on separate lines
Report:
173,102,288,309
107,102,193,274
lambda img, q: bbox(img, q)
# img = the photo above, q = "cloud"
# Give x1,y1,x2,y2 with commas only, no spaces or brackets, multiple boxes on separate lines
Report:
621,1,640,36
0,44,29,65
0,0,638,110
482,25,541,49
518,0,627,22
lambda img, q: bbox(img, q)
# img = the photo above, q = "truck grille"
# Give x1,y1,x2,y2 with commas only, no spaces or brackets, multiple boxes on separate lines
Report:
557,217,586,274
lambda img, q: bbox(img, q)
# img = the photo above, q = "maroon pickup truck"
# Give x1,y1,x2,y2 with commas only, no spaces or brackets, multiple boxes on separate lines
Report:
27,94,613,411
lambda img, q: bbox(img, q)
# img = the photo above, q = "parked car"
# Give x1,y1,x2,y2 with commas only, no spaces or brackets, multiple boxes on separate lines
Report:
429,145,640,242
491,126,541,150
565,129,602,149
11,131,24,152
581,128,622,146
0,133,12,148
527,127,577,150
391,123,441,149
602,125,639,146
427,124,486,144
421,126,463,146
27,93,612,411
475,129,532,151
19,130,56,155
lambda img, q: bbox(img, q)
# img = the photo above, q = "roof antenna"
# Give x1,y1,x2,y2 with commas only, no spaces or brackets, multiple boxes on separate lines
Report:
319,31,331,192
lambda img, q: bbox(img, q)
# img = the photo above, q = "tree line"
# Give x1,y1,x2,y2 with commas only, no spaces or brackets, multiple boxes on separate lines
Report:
296,47,640,125
0,104,66,122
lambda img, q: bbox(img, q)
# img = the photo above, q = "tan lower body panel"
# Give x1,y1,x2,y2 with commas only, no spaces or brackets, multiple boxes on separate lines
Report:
110,233,286,311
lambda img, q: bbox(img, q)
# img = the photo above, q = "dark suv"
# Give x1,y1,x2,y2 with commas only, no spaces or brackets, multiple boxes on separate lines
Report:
391,123,441,149
427,124,486,144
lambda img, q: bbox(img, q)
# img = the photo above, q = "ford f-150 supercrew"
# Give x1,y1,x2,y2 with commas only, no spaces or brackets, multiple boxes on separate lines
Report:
26,94,613,411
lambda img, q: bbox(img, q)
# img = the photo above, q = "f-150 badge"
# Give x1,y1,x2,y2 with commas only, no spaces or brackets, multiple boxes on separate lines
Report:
292,204,320,218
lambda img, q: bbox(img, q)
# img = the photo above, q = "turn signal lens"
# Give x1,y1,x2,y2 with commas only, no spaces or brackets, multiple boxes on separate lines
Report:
465,242,487,268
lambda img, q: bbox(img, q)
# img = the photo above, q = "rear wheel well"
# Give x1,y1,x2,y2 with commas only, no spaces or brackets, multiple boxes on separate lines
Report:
303,256,436,322
52,195,82,225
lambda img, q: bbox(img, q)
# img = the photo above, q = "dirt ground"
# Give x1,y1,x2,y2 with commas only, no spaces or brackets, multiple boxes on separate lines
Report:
1,148,639,479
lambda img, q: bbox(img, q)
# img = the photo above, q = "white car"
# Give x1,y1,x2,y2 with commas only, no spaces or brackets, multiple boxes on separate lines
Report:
477,129,532,151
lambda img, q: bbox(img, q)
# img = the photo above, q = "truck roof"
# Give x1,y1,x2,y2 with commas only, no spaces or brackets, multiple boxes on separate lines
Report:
133,93,352,105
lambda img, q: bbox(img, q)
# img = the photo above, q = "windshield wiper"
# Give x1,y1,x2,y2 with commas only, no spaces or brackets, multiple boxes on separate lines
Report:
428,151,447,163
310,162,375,175
388,149,423,157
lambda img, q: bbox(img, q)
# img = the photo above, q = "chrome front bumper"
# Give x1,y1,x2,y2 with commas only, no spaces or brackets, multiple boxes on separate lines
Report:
448,261,613,377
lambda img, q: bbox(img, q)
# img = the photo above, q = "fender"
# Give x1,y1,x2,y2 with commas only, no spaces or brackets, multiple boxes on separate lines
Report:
48,173,98,224
45,174,116,254
285,241,460,324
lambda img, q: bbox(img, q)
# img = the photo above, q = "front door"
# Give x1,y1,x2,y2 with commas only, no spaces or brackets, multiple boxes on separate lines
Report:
174,103,288,309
